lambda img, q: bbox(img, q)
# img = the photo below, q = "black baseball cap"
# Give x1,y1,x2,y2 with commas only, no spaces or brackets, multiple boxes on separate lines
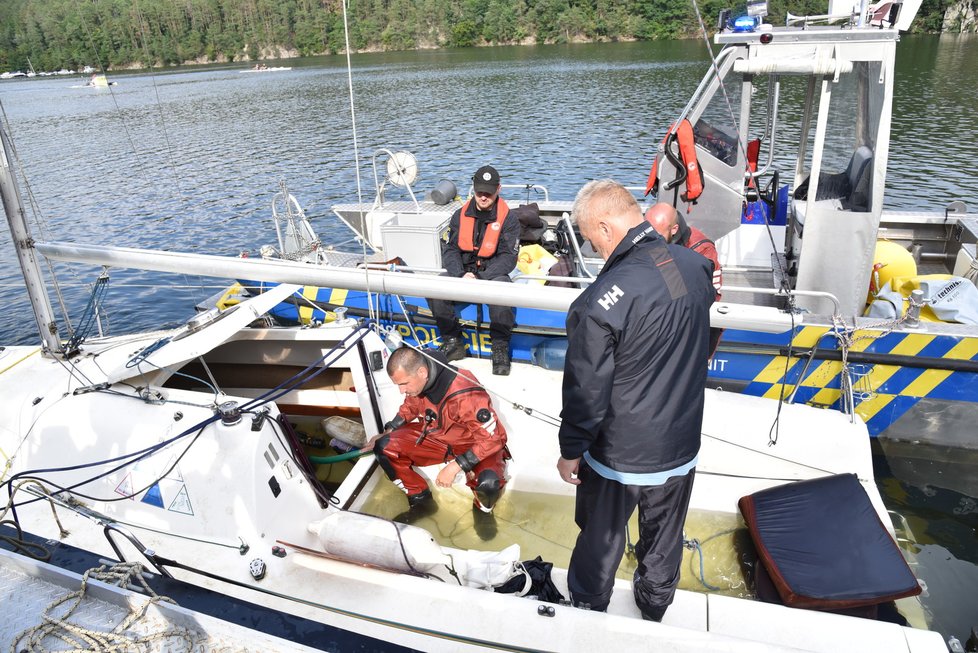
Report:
472,165,501,194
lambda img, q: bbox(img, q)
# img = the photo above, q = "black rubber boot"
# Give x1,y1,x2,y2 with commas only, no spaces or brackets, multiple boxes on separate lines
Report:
437,336,468,362
491,341,511,376
472,499,498,541
395,489,437,524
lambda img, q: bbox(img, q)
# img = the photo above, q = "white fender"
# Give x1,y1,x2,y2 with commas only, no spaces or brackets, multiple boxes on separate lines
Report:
308,511,450,573
322,416,367,448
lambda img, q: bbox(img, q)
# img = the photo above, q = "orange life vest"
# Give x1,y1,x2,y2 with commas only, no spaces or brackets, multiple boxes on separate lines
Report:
675,120,704,202
745,138,761,190
457,198,510,260
644,119,704,203
644,129,672,196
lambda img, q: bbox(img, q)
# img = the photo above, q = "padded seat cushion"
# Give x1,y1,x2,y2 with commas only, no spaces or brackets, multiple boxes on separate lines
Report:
739,473,921,611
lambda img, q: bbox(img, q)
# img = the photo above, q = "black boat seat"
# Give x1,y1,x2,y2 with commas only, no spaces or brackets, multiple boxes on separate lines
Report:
792,146,874,236
739,473,921,615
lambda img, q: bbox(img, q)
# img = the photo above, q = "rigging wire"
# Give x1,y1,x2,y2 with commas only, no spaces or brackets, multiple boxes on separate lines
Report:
0,101,79,340
4,325,370,516
3,420,213,515
340,0,378,326
127,0,210,310
403,339,563,429
686,0,803,442
70,0,140,161
65,268,110,353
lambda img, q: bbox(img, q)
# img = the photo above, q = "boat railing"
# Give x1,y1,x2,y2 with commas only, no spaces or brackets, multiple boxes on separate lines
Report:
785,11,857,26
677,48,738,129
359,262,446,274
512,274,593,286
370,149,422,212
721,285,842,315
358,261,594,287
500,183,549,203
561,212,597,280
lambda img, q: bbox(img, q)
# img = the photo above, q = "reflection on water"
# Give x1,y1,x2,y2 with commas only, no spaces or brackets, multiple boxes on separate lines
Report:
874,439,978,641
1,36,976,644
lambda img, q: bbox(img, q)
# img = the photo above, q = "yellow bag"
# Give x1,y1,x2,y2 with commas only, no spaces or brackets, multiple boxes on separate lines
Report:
516,244,558,285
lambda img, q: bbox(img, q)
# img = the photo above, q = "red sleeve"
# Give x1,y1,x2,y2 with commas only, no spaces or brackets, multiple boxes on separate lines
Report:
695,240,722,299
397,396,424,424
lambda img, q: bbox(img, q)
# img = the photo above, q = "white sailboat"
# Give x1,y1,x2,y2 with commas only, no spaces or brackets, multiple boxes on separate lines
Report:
0,4,952,653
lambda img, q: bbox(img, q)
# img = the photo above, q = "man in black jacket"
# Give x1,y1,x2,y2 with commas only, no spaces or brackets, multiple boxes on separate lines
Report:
430,165,520,375
556,180,714,622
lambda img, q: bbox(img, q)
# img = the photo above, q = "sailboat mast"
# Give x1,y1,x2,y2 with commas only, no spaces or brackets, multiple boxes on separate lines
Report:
0,127,62,355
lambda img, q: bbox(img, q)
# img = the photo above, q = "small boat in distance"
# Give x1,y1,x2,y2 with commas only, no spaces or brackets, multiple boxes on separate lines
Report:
74,73,116,88
241,63,292,73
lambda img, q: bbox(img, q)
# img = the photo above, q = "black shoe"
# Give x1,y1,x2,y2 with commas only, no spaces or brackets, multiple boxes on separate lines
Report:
437,337,468,362
491,343,511,376
640,606,667,622
472,500,497,541
395,490,437,524
407,488,433,508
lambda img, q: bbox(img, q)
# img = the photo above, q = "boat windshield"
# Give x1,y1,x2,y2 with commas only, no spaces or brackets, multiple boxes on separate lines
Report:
693,75,743,167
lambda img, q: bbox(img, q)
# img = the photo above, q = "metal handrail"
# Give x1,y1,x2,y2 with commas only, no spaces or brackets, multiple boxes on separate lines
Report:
359,263,595,286
512,273,593,286
359,263,446,274
560,212,597,280
721,285,841,315
464,183,551,203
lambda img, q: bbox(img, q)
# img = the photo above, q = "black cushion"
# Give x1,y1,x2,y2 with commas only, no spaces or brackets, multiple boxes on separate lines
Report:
510,203,545,243
739,473,921,611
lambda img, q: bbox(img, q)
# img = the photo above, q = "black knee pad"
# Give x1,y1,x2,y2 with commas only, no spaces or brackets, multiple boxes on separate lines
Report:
373,434,397,480
474,470,501,510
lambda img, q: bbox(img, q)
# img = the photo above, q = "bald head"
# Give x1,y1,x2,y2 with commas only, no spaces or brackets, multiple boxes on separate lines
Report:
571,180,644,260
644,202,680,240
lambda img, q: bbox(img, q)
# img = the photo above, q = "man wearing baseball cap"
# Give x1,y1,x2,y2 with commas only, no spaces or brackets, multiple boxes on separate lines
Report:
430,165,520,375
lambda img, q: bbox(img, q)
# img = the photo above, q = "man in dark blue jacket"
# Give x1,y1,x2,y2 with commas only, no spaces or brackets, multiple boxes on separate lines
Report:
430,165,520,375
556,179,714,622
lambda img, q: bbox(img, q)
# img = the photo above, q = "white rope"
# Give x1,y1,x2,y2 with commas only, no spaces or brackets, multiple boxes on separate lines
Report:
829,311,913,417
9,561,202,653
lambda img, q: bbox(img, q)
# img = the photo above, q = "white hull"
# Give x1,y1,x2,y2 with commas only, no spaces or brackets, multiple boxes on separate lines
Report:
0,309,943,651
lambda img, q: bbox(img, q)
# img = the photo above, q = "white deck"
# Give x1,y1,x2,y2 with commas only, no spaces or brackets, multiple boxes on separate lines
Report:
0,548,322,652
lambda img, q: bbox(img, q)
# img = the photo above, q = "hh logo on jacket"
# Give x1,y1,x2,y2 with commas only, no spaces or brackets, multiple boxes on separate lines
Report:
598,285,625,311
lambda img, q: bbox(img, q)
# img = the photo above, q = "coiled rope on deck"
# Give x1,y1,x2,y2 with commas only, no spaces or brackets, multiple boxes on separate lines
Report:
9,561,202,653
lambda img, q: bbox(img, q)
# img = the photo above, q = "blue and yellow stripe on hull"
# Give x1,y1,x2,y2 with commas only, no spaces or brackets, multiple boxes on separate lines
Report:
236,280,568,363
228,280,977,441
719,326,978,436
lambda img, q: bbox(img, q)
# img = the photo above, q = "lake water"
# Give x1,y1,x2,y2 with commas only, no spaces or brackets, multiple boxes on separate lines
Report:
1,36,976,646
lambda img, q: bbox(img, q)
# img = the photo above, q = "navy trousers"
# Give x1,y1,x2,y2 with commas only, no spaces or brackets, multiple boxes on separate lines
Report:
429,272,515,344
567,461,695,620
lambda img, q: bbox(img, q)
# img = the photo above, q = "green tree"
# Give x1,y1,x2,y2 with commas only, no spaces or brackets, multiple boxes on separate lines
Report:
483,0,518,42
450,19,479,46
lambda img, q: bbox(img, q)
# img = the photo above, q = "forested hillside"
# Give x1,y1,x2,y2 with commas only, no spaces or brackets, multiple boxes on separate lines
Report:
0,0,941,71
